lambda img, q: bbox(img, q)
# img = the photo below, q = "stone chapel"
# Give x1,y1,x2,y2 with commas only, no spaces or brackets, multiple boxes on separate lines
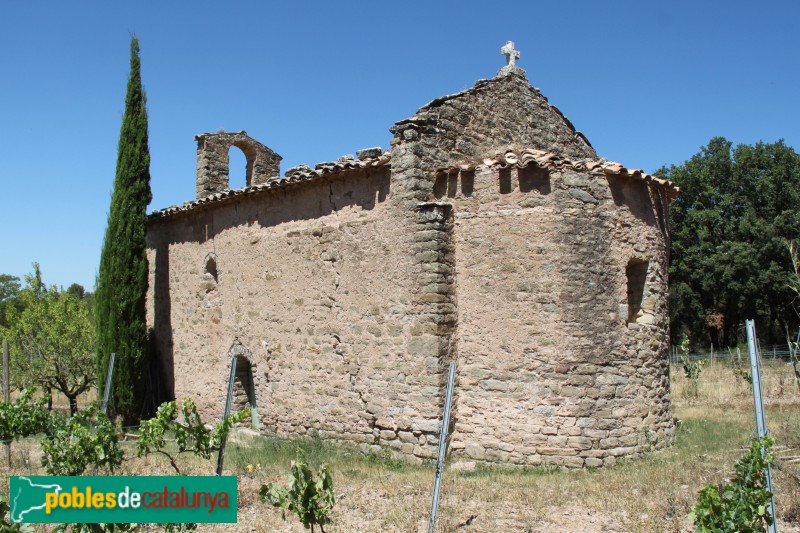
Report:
146,45,677,467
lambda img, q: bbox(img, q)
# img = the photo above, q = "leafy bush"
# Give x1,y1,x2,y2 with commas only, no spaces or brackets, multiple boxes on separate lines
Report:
681,355,705,397
729,349,753,386
137,399,247,474
260,451,335,532
690,436,776,532
733,367,753,385
40,404,123,476
681,355,705,380
0,389,53,443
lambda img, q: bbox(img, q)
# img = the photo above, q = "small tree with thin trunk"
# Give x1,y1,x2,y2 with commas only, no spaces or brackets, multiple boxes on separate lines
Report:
95,35,153,424
6,266,96,414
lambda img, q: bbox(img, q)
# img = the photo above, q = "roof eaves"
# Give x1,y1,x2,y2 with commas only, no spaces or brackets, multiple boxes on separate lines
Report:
149,153,390,222
436,148,679,197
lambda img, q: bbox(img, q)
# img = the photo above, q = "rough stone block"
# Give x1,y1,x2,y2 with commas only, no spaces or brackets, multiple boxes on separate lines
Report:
407,335,441,356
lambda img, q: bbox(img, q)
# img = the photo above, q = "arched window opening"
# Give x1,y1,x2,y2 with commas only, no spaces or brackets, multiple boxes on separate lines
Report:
204,254,218,283
233,354,259,430
228,146,248,190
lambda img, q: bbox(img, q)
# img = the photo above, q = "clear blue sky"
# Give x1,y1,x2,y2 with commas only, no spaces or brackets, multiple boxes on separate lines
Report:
1,0,798,290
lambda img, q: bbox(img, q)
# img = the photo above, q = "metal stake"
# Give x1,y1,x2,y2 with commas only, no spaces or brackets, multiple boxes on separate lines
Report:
2,340,8,403
746,320,777,533
101,352,116,415
428,361,456,533
3,339,9,466
216,355,238,476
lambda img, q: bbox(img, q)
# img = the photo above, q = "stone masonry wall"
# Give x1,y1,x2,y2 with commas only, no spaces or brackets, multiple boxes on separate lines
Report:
379,70,603,460
388,69,673,466
147,166,457,460
445,163,673,467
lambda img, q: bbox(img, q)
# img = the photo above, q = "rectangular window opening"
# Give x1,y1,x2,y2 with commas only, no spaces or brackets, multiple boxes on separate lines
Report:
499,168,512,194
626,259,649,323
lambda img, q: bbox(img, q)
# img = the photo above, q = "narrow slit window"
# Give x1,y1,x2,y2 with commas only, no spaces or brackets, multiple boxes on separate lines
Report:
626,259,648,323
460,170,475,196
499,168,512,194
433,174,448,199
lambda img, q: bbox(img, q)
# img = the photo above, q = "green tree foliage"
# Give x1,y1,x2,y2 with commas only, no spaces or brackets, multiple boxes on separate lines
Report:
66,284,86,300
0,274,22,330
690,436,775,532
95,36,153,425
40,404,124,476
659,138,800,348
4,267,95,413
260,451,335,532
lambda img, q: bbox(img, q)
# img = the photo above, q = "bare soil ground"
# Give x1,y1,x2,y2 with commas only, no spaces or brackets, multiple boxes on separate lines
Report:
3,361,800,532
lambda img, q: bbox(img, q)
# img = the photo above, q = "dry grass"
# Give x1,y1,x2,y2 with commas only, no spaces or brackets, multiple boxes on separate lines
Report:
3,361,800,532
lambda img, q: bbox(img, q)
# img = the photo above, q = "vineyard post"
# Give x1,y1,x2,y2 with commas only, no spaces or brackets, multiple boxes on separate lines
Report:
3,339,11,464
3,339,10,465
428,361,456,533
746,320,777,533
792,328,800,389
101,352,116,415
2,340,8,402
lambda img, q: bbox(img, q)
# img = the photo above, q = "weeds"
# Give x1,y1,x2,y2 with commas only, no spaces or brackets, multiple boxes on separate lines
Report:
365,447,406,471
681,354,705,397
679,334,705,398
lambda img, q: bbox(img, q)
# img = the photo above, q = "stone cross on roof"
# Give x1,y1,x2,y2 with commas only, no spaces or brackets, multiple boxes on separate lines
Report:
501,41,520,67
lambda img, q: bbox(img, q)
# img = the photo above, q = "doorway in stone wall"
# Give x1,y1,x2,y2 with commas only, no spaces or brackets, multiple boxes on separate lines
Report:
228,342,260,430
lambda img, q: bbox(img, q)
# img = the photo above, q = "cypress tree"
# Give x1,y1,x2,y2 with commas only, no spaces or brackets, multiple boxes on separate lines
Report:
96,36,152,424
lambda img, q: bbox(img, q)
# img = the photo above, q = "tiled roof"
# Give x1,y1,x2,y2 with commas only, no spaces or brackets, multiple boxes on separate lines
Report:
435,148,679,197
149,148,677,221
149,152,390,220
